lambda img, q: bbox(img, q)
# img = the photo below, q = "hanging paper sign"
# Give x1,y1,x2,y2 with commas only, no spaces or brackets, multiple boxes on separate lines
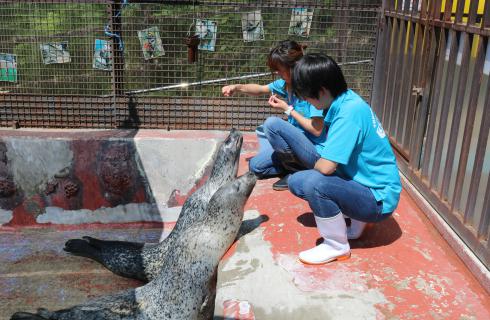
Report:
93,39,112,71
241,10,265,42
0,53,17,82
288,8,314,38
138,26,165,60
195,19,217,52
40,42,71,64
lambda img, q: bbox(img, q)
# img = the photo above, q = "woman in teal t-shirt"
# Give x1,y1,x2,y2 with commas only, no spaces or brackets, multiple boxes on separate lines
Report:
222,40,327,190
289,53,402,265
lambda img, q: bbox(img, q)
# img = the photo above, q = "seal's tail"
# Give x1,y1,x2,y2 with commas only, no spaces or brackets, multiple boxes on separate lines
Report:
11,308,53,320
10,312,48,320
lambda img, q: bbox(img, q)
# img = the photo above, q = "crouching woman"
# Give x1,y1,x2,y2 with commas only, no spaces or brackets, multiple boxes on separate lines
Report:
289,53,402,265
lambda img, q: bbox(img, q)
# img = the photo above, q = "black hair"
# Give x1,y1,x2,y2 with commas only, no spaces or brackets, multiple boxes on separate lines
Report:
291,53,348,100
267,40,307,72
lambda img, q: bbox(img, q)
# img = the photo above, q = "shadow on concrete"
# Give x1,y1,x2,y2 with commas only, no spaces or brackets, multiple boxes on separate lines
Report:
349,216,402,248
297,212,402,248
236,214,269,240
296,211,316,228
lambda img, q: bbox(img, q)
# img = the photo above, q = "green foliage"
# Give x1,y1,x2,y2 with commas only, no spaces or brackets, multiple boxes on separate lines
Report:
32,11,63,33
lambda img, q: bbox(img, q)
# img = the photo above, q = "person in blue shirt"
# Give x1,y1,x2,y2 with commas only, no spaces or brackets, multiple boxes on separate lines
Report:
289,53,402,265
222,40,327,191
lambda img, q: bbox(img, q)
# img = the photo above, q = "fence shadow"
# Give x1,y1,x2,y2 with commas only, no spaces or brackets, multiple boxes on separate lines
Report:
118,96,141,128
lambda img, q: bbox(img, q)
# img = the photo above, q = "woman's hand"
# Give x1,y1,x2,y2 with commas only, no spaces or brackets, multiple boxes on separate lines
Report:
222,84,270,97
268,94,289,111
222,85,237,97
314,158,337,175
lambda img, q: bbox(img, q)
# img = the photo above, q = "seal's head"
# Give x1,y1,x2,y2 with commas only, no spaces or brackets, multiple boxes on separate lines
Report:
204,171,257,244
209,128,243,184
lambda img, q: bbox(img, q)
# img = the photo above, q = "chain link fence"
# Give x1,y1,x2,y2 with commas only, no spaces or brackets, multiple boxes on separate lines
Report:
0,0,380,129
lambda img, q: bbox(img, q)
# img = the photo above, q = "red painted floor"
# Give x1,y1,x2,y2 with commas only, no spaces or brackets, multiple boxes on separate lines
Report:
230,133,490,319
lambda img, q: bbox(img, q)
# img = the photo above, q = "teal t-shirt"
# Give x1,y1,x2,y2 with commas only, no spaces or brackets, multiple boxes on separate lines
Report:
268,79,327,154
321,90,401,214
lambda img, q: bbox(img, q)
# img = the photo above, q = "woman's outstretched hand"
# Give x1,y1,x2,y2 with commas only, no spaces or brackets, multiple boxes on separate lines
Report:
222,85,237,97
268,94,289,111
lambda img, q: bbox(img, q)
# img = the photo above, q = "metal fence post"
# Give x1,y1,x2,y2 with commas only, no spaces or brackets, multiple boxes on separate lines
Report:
371,1,387,111
109,0,125,127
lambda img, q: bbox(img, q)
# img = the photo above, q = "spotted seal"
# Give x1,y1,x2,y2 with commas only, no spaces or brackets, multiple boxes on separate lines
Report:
63,129,243,282
11,172,257,320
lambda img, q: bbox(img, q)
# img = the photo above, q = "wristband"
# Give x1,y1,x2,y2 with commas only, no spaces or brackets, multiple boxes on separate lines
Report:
284,105,293,116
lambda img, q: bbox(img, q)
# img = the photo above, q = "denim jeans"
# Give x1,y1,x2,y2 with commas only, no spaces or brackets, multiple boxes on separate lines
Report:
249,117,320,177
288,169,391,222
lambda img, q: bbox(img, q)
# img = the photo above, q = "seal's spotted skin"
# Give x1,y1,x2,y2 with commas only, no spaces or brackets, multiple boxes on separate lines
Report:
11,172,257,320
63,129,243,282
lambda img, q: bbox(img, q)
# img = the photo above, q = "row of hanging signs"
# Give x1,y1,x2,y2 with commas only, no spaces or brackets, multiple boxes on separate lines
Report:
0,9,313,82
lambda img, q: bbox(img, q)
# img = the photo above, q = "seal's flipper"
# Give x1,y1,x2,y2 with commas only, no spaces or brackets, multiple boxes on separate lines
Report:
64,238,149,281
82,236,145,250
63,239,103,264
10,312,47,320
11,290,141,320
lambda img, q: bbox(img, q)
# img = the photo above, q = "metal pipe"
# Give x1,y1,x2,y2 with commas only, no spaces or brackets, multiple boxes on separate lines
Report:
126,59,373,95
126,72,271,95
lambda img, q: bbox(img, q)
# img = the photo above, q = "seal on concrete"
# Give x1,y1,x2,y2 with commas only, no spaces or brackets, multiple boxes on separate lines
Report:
11,172,257,320
63,129,243,282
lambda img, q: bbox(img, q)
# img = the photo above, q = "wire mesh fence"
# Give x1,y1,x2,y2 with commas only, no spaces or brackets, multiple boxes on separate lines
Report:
0,0,380,129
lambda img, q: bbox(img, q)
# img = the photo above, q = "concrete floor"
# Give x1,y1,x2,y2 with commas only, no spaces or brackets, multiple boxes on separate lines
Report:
1,132,489,319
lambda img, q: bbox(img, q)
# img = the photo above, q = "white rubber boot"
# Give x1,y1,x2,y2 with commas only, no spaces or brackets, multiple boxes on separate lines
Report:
347,219,367,240
299,213,351,265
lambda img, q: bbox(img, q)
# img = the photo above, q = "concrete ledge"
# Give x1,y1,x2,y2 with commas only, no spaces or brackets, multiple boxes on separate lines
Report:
400,172,490,294
0,129,229,228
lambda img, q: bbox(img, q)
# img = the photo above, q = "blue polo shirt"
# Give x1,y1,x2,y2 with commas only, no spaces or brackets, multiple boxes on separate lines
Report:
268,79,327,154
321,90,401,214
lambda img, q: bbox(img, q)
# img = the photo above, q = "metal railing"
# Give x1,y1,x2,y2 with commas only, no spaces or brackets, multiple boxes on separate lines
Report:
0,0,380,130
372,0,490,268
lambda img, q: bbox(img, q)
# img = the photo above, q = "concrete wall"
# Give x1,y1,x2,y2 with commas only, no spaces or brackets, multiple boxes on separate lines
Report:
0,129,225,227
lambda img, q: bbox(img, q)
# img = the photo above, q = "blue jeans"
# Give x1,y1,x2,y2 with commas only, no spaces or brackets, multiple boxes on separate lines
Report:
249,117,320,177
288,169,391,222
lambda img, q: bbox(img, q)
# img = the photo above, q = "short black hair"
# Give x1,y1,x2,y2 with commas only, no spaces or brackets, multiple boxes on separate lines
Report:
291,53,348,100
